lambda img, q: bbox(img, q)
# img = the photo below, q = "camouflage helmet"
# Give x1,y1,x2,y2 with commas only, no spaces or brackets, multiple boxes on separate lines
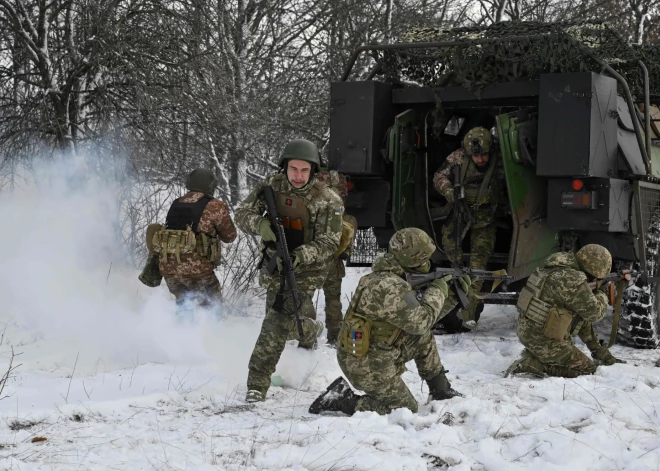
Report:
462,126,492,156
576,244,612,278
389,228,436,269
278,139,321,171
186,168,218,195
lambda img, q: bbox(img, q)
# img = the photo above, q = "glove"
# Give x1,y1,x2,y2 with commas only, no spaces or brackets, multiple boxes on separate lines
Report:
595,281,611,295
259,218,276,242
429,275,452,298
592,345,626,365
444,190,454,204
457,275,472,294
276,255,301,272
338,252,350,261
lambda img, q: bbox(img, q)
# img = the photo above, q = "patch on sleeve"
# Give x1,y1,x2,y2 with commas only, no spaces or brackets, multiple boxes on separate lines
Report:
330,208,342,232
402,290,420,309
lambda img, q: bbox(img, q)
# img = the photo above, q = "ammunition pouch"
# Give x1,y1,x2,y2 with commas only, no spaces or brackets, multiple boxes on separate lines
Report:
281,216,305,253
371,320,402,346
339,312,372,357
464,186,491,206
152,227,220,265
542,307,573,341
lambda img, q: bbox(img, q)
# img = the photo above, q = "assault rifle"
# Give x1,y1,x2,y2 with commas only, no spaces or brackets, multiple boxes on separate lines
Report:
452,165,464,268
406,268,514,310
587,269,637,292
261,185,304,338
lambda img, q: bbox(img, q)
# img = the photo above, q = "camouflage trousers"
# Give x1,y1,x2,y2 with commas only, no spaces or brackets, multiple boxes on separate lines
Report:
164,273,222,311
247,276,321,395
515,315,597,377
322,259,346,343
442,221,496,324
338,330,443,414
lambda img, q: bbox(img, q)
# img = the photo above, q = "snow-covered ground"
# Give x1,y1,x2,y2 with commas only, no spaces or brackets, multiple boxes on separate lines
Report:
1,159,660,470
1,268,660,471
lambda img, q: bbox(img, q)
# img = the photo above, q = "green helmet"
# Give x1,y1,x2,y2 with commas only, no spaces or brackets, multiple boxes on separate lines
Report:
576,244,612,278
186,168,218,195
463,127,492,156
389,228,436,269
278,139,321,171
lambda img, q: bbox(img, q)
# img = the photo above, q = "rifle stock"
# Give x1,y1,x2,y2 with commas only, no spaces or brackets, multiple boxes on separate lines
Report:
261,185,304,338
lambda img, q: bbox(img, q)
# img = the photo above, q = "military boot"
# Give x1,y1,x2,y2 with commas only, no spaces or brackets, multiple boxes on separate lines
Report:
299,319,325,350
505,350,547,377
245,388,266,403
308,377,359,415
426,370,464,401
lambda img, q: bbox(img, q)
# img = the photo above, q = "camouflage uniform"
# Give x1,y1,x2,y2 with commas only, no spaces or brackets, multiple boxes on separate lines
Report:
236,172,344,399
433,144,506,326
315,170,356,344
309,228,467,416
508,247,617,378
158,191,237,307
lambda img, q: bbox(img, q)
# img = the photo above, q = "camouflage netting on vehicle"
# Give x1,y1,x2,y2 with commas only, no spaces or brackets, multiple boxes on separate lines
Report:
376,21,660,103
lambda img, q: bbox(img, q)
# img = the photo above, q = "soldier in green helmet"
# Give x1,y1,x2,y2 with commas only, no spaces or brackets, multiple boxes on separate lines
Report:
506,244,626,378
235,139,344,403
309,228,471,416
433,126,507,330
139,168,237,310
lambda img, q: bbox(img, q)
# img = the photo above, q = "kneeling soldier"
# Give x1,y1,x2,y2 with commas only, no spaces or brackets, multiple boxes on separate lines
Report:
309,228,470,416
507,244,625,378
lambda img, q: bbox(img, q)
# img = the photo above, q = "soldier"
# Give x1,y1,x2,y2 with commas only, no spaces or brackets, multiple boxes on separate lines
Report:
235,139,344,403
140,169,237,310
308,228,471,416
433,126,506,329
506,244,625,378
315,169,357,346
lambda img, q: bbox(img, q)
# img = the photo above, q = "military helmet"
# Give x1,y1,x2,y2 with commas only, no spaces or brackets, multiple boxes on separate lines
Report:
462,127,492,156
575,244,612,278
186,168,218,195
278,139,321,170
389,228,436,269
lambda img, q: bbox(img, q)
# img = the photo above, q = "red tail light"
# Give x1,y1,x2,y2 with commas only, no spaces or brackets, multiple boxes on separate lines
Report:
572,179,584,191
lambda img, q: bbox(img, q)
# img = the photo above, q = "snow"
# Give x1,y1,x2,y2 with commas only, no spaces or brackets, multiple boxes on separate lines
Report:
1,163,660,470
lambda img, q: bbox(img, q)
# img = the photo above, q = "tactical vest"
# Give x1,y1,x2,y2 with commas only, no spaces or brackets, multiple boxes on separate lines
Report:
339,275,403,357
460,154,497,207
151,196,221,265
516,268,584,338
272,175,324,252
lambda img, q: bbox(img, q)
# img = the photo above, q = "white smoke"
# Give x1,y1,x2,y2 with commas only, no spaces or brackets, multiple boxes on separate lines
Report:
0,153,262,381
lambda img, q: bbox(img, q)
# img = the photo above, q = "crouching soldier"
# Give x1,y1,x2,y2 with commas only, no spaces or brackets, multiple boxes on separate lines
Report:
506,244,625,378
309,228,470,416
139,168,237,310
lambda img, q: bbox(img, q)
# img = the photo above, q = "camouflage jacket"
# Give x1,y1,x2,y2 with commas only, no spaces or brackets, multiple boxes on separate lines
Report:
235,173,344,280
352,253,448,337
159,192,237,278
433,149,506,227
532,252,609,324
316,170,348,203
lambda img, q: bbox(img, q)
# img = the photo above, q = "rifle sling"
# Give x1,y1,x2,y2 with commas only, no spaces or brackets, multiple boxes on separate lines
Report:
607,279,626,348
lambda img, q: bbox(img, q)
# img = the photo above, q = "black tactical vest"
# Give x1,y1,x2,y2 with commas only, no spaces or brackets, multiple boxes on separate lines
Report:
165,196,212,233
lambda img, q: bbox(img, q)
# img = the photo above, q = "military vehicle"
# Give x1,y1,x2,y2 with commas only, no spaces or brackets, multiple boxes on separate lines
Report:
329,21,660,347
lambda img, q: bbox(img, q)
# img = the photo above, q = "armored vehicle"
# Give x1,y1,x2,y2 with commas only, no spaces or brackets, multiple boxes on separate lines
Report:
330,21,660,347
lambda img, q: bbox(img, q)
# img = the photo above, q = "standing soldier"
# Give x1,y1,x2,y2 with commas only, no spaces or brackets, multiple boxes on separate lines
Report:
433,126,506,329
309,228,470,416
506,244,625,378
140,168,237,310
235,139,344,403
315,169,357,346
